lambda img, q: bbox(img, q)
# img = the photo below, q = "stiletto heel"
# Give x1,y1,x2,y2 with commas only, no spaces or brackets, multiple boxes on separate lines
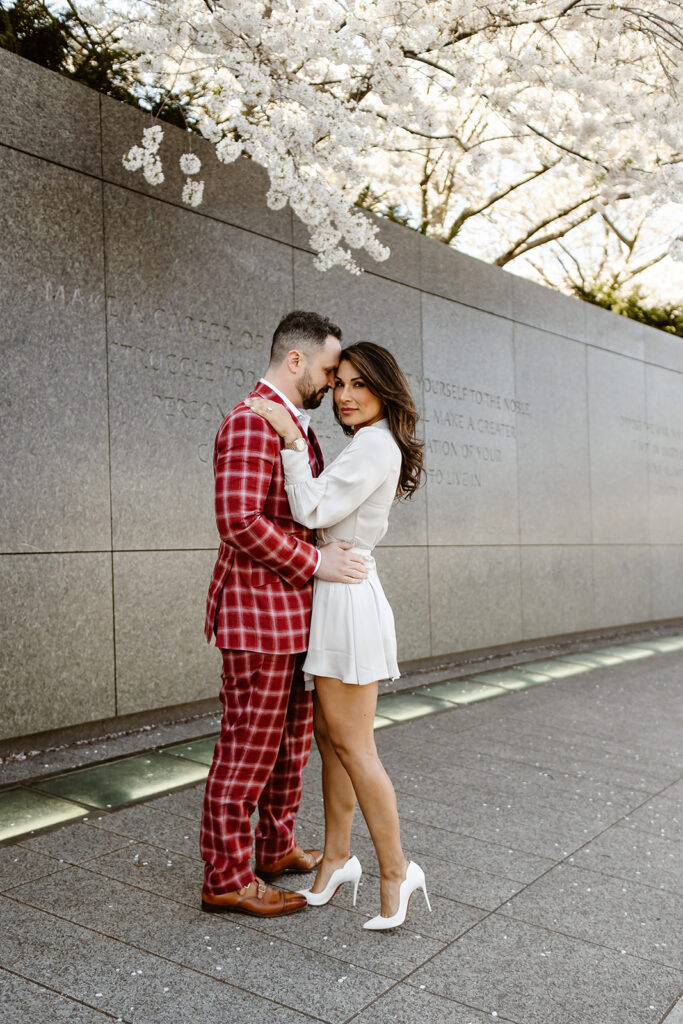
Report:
363,861,431,930
297,855,362,907
352,870,362,907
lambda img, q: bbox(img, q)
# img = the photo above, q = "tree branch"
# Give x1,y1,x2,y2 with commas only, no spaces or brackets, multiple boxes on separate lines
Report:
494,196,601,264
496,209,598,264
444,161,561,243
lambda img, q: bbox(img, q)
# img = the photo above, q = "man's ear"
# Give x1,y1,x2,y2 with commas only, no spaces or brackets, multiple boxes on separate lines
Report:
285,349,305,374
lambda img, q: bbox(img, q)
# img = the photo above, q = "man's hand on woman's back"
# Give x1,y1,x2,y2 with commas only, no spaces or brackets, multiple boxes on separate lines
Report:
315,542,368,583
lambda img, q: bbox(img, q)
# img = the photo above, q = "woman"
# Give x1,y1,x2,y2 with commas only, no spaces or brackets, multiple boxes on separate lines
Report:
245,341,429,930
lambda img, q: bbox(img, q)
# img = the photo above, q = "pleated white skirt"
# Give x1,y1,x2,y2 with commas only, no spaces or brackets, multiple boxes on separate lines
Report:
302,554,400,688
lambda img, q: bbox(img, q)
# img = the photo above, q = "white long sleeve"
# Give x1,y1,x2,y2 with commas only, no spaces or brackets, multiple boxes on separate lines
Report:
280,422,401,534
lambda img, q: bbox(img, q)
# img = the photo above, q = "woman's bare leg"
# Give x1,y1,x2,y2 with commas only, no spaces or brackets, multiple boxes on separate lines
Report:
309,693,358,892
314,676,408,916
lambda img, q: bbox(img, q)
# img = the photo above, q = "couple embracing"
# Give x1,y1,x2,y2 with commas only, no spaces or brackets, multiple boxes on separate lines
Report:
200,310,430,931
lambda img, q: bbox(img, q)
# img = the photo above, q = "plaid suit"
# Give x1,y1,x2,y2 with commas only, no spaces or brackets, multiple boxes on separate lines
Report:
201,381,323,894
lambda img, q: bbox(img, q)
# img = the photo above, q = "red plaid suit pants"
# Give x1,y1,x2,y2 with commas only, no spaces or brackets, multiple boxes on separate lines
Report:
200,649,314,894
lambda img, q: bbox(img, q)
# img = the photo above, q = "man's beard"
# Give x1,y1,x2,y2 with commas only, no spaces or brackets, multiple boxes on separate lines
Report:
298,368,327,410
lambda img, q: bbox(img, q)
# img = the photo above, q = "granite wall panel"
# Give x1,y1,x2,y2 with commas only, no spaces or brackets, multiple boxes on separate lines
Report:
100,95,292,245
0,50,101,175
650,547,683,620
513,325,592,545
643,328,683,374
292,204,422,290
421,294,519,547
519,546,595,640
645,365,683,545
592,546,652,628
0,147,111,553
587,347,649,545
113,550,218,716
512,273,586,342
428,546,523,657
418,234,513,319
104,183,294,550
584,302,646,361
0,554,115,740
374,547,431,662
2,48,682,741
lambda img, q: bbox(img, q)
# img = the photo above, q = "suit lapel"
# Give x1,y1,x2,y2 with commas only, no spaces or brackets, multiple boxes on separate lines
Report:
250,381,323,475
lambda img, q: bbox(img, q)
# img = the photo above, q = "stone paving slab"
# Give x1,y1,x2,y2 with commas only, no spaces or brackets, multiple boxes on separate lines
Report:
394,787,620,860
447,718,681,782
146,785,206,821
85,801,199,843
663,995,683,1023
0,968,114,1024
0,844,69,891
340,833,528,912
347,983,513,1024
0,648,681,1024
407,914,683,1024
382,742,648,814
570,822,683,894
20,820,135,865
623,793,683,840
0,895,313,1024
662,778,683,805
439,735,677,795
71,840,201,908
338,813,555,885
499,861,682,968
388,748,647,824
7,866,395,1020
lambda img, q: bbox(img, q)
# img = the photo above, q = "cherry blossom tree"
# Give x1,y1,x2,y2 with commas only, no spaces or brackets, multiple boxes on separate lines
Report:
76,0,682,278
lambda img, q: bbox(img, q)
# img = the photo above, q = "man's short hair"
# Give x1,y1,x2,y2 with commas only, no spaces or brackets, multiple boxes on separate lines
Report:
270,310,342,365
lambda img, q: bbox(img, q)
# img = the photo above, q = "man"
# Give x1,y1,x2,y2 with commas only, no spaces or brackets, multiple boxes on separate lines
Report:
200,310,367,917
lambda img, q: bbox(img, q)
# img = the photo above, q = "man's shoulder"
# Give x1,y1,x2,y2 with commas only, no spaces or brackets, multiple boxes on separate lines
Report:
216,397,280,453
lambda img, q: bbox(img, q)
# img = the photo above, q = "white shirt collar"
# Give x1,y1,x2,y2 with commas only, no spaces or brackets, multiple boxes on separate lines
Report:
259,378,311,434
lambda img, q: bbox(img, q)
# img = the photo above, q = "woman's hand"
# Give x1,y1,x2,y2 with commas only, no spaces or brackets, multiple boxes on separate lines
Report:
244,396,300,442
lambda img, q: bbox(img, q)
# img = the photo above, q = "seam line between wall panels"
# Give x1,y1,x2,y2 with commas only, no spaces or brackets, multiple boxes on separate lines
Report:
98,96,118,717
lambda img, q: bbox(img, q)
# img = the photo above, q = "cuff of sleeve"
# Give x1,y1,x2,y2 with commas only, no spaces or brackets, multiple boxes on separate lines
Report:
280,447,312,483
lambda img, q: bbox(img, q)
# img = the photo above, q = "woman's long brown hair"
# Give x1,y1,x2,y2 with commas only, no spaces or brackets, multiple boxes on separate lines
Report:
333,341,425,499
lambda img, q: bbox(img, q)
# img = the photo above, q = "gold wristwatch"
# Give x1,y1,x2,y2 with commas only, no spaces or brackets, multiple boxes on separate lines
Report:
284,437,307,452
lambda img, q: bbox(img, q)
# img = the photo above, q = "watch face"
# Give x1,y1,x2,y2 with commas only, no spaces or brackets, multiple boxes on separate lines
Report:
294,437,306,451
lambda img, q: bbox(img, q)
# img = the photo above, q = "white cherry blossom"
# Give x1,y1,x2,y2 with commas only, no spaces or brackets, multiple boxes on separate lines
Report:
77,0,682,279
179,152,201,175
181,178,205,206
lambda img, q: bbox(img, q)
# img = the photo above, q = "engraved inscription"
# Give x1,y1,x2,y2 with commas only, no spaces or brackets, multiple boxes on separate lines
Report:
109,341,257,391
95,290,270,462
106,295,264,352
620,415,683,496
44,279,105,316
406,372,531,417
412,370,531,488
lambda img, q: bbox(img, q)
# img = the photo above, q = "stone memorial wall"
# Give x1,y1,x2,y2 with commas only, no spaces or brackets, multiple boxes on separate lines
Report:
2,49,682,743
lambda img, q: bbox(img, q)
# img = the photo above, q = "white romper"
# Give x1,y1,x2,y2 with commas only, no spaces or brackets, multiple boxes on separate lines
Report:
280,419,402,687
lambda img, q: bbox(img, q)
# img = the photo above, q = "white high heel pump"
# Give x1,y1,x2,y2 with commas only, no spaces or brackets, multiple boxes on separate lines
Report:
297,855,362,907
363,861,431,930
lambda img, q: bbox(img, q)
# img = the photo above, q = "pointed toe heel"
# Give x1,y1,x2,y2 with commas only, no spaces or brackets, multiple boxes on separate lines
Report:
297,855,362,907
363,861,431,931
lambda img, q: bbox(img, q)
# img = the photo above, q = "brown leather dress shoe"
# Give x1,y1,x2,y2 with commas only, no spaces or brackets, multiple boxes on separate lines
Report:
256,845,324,880
201,878,307,917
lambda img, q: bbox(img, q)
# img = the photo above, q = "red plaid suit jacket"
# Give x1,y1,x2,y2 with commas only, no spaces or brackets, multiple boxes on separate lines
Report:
204,381,323,654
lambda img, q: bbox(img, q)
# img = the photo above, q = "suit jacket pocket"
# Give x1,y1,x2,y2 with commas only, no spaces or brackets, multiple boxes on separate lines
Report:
250,562,282,588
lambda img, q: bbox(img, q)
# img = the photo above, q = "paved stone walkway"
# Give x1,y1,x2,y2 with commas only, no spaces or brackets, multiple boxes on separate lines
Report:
1,649,682,1024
